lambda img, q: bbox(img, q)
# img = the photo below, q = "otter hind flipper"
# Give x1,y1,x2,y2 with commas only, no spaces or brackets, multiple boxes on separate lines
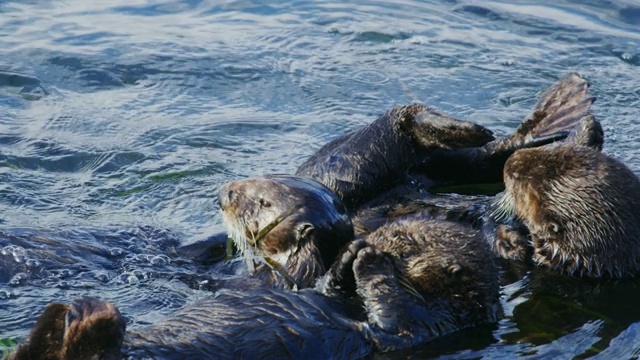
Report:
517,72,602,149
7,297,125,360
415,73,602,186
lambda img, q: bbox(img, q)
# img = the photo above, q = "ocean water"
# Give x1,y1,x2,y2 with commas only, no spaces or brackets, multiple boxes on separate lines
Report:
0,0,639,358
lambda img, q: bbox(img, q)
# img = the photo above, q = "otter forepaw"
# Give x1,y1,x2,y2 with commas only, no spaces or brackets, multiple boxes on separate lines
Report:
353,246,393,280
494,225,532,261
353,247,410,333
316,239,368,297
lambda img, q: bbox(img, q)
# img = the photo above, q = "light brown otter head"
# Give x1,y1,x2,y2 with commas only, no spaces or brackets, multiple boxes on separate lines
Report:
498,145,640,277
364,218,500,322
218,175,354,288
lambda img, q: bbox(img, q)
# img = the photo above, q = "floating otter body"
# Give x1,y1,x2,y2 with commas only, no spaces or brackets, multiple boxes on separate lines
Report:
295,104,495,209
6,73,605,358
297,73,598,214
338,73,603,236
495,145,640,277
9,216,499,359
318,217,501,351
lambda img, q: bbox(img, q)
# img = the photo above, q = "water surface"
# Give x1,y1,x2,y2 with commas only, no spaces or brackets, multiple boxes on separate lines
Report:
1,0,640,358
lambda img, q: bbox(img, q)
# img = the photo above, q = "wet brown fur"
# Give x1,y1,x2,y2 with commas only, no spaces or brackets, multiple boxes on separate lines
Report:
364,218,500,325
8,298,125,360
501,145,640,277
318,217,501,351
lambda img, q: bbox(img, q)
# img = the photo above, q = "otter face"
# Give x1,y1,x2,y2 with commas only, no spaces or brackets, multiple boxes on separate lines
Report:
364,218,500,318
500,145,640,277
218,175,353,287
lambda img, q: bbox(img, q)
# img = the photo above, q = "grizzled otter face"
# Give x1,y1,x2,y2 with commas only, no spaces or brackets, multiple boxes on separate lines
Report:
218,175,353,286
365,218,499,315
499,145,640,277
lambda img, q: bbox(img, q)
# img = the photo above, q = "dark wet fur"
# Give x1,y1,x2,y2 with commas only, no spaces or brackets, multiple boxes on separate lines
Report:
296,104,494,209
318,217,501,351
11,218,500,359
498,145,640,277
413,72,602,185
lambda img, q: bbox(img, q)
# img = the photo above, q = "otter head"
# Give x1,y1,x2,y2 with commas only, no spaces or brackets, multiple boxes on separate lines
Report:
499,145,640,277
365,218,500,323
218,175,354,288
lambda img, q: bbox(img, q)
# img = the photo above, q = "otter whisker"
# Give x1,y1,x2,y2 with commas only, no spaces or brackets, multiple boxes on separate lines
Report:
224,205,303,275
397,273,425,303
223,214,260,273
490,193,515,222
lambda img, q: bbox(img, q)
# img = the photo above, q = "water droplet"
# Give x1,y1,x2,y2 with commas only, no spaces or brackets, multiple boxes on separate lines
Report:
352,70,390,85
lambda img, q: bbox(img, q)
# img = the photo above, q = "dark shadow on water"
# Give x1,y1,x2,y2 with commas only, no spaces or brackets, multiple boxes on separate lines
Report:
0,70,48,101
619,6,640,26
371,264,640,359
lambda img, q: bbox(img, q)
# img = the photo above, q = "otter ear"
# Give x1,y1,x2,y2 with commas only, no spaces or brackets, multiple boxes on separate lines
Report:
295,223,314,241
547,221,562,234
448,263,463,275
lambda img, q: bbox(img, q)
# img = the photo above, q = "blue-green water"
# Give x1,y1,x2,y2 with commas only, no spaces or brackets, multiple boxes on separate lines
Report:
1,0,639,358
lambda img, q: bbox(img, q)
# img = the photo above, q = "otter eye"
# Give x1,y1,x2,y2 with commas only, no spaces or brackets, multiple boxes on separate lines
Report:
259,199,271,208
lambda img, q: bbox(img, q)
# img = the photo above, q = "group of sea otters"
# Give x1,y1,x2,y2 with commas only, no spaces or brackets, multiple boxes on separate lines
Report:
8,73,640,359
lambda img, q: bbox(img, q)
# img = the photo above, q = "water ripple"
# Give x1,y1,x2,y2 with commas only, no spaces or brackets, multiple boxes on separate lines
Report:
1,0,640,357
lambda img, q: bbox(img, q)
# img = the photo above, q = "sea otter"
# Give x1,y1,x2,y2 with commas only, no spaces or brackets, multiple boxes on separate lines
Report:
216,175,354,289
318,217,501,351
4,73,600,357
493,144,640,278
180,74,600,270
295,104,495,209
297,73,599,212
8,216,499,359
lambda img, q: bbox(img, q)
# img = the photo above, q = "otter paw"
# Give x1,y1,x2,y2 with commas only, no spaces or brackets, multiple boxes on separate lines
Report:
494,225,531,261
353,247,407,333
62,297,126,360
317,239,368,297
353,246,393,280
